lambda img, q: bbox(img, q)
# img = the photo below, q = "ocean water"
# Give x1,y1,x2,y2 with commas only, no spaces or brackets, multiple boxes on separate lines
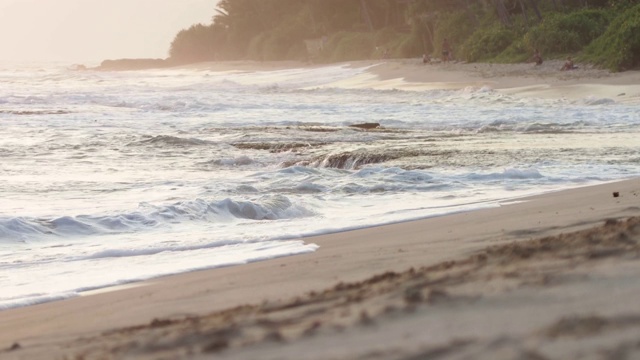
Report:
1,62,639,310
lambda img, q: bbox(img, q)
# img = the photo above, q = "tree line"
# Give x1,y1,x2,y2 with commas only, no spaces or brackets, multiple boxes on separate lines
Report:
167,0,639,71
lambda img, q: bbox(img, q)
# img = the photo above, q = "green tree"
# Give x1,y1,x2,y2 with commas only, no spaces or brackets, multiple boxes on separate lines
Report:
166,0,636,70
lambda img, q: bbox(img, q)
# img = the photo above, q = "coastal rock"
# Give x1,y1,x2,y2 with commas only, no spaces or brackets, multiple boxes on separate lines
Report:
349,123,380,130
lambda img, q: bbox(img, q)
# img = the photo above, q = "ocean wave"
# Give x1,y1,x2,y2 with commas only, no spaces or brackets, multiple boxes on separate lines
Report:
522,123,573,133
0,195,313,242
0,109,71,115
0,218,54,241
0,292,77,311
276,166,321,175
146,196,314,222
458,86,494,95
285,149,426,170
200,155,255,167
254,165,443,195
76,238,244,260
233,141,326,153
0,96,55,107
466,168,544,181
271,182,328,194
339,182,448,194
217,195,314,220
130,135,214,147
235,185,260,193
477,119,595,134
351,166,434,180
582,97,615,106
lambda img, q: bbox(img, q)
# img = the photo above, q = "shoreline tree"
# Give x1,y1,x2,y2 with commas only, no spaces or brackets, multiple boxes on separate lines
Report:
165,0,639,71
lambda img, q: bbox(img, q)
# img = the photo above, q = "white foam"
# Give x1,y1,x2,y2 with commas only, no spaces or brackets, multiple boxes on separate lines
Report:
583,96,615,105
0,195,316,243
0,240,318,310
467,168,544,181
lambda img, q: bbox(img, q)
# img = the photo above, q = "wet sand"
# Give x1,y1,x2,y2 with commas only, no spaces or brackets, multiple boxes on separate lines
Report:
1,60,640,359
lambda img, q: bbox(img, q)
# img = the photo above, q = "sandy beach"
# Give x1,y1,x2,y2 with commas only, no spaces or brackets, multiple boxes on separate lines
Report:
353,59,640,104
2,60,640,360
179,58,640,103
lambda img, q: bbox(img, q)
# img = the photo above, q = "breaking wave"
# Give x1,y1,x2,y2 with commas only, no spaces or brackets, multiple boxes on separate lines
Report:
0,195,313,243
285,149,426,169
131,135,214,147
466,168,544,181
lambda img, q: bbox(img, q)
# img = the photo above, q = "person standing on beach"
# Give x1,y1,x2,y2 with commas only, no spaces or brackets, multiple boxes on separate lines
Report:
442,38,451,63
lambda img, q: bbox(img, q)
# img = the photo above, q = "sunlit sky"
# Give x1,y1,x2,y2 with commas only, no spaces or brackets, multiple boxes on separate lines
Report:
0,0,219,63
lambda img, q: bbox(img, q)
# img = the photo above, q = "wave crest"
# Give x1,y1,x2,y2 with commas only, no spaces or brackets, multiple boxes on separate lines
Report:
132,135,212,147
0,195,312,242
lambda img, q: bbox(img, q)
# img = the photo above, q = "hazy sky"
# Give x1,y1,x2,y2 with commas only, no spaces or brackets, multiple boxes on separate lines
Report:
0,0,219,63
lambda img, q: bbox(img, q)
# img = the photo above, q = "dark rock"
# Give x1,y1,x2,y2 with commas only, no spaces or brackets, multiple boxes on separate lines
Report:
349,122,380,130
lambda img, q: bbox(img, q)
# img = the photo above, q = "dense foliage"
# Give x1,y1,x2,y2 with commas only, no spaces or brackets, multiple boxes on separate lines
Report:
167,0,639,71
582,3,640,71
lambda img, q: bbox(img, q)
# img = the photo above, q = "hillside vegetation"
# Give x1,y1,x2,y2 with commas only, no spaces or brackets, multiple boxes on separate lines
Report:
168,0,639,72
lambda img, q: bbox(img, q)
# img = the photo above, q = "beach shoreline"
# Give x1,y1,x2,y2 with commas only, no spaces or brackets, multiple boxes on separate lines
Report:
174,58,640,103
369,59,640,103
1,178,639,359
2,60,640,359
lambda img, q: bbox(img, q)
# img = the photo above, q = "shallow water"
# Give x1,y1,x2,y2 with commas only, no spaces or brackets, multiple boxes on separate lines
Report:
1,63,639,309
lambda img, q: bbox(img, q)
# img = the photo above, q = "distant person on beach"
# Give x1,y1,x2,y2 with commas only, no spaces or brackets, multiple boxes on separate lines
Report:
561,57,576,71
532,49,543,66
442,38,451,63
